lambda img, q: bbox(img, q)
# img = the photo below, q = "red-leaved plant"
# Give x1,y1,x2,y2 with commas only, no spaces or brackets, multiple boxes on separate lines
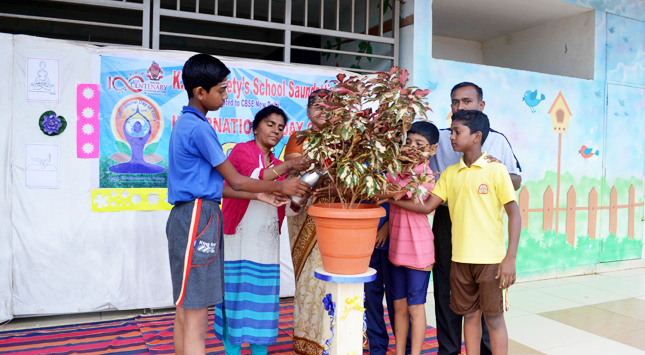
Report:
296,66,436,208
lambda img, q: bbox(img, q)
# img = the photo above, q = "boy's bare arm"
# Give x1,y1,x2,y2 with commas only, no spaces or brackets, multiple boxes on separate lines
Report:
510,174,522,191
375,220,389,248
497,201,521,289
385,194,444,214
216,159,310,197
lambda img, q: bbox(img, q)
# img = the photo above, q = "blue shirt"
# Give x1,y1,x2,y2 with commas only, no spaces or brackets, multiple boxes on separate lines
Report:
167,106,227,205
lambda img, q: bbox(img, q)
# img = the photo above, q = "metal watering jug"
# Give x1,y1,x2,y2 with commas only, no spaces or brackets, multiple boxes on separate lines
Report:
289,169,325,209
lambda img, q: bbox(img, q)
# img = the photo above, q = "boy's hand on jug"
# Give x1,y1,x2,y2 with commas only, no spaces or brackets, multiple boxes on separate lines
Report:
280,178,311,197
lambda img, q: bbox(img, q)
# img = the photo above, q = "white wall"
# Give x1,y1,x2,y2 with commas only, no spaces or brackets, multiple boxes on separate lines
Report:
400,0,415,78
432,35,483,64
482,11,595,79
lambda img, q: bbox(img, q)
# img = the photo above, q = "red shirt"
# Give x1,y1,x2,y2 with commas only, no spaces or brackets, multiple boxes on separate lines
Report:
222,140,286,234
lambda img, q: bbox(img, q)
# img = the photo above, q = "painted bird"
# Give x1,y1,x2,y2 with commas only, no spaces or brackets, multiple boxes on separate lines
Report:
425,81,438,91
523,90,545,113
579,145,600,160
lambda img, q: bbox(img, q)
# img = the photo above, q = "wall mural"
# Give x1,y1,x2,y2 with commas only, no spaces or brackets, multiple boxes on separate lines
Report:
563,0,645,22
415,10,644,277
606,14,645,87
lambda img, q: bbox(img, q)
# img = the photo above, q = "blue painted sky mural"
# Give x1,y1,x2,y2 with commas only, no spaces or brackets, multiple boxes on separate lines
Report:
607,14,645,87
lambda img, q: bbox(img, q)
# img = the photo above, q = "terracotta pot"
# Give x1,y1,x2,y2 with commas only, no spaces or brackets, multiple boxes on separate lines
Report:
309,202,386,275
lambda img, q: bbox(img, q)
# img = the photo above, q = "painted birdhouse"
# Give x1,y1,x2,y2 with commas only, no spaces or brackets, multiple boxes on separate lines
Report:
548,91,572,133
446,110,453,126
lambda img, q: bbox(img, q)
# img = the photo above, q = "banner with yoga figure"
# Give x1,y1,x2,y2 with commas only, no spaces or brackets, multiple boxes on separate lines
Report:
97,55,335,209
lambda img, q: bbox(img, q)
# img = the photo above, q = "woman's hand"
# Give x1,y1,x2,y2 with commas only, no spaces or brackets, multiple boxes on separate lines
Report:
312,185,334,198
290,156,313,172
256,192,290,207
286,170,301,179
279,177,311,197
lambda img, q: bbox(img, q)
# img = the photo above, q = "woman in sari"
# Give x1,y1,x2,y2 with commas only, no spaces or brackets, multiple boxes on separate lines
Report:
216,105,310,354
284,89,332,355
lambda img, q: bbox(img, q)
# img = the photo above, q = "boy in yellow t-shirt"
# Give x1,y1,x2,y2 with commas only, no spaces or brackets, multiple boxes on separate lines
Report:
392,110,520,355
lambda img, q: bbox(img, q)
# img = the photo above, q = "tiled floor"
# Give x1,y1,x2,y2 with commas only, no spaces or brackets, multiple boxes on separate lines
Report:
423,267,645,354
2,267,645,354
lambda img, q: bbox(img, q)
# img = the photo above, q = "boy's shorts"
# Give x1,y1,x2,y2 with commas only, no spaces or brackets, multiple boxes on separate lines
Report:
449,262,503,316
166,198,224,309
391,265,431,305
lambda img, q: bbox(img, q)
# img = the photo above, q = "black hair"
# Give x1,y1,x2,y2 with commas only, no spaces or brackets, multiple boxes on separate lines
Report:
307,89,330,107
182,54,230,98
407,121,439,145
450,82,483,101
253,105,289,132
451,110,490,144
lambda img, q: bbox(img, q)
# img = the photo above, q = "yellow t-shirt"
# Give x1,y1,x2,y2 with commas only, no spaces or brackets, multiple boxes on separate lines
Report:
432,152,516,264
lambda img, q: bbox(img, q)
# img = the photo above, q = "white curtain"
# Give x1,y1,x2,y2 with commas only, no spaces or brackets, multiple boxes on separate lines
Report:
0,33,15,322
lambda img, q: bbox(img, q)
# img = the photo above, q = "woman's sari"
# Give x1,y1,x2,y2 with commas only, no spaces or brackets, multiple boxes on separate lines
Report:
288,197,332,355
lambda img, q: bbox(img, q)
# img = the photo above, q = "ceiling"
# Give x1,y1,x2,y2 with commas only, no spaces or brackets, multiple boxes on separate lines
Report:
432,0,593,42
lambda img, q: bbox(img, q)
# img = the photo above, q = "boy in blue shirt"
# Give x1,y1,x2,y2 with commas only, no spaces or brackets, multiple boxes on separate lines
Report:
166,54,310,355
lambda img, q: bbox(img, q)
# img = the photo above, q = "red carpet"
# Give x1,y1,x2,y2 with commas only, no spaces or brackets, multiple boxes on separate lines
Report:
134,299,441,354
0,318,149,355
0,299,447,354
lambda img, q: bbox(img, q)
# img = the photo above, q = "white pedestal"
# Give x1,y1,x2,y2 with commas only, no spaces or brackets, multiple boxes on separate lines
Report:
314,267,377,355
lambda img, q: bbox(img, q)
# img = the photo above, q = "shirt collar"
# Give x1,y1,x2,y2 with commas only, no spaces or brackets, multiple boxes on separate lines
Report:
458,152,488,171
181,106,207,122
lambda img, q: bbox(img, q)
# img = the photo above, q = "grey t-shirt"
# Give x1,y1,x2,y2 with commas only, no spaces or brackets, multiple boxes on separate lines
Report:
429,128,522,178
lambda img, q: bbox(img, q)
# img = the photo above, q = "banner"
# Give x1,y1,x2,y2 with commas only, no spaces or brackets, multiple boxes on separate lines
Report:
97,55,336,210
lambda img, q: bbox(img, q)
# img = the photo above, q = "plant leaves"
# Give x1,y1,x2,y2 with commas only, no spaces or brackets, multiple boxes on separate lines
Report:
341,126,352,140
300,66,434,207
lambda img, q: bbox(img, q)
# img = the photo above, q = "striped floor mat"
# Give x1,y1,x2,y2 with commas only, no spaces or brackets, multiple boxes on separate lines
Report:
0,299,445,354
0,318,149,355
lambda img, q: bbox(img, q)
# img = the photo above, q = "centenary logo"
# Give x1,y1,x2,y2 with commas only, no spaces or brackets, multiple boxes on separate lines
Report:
146,61,164,81
107,60,168,95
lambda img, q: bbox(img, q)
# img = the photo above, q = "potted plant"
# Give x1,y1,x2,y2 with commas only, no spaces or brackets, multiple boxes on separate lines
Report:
295,66,435,274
